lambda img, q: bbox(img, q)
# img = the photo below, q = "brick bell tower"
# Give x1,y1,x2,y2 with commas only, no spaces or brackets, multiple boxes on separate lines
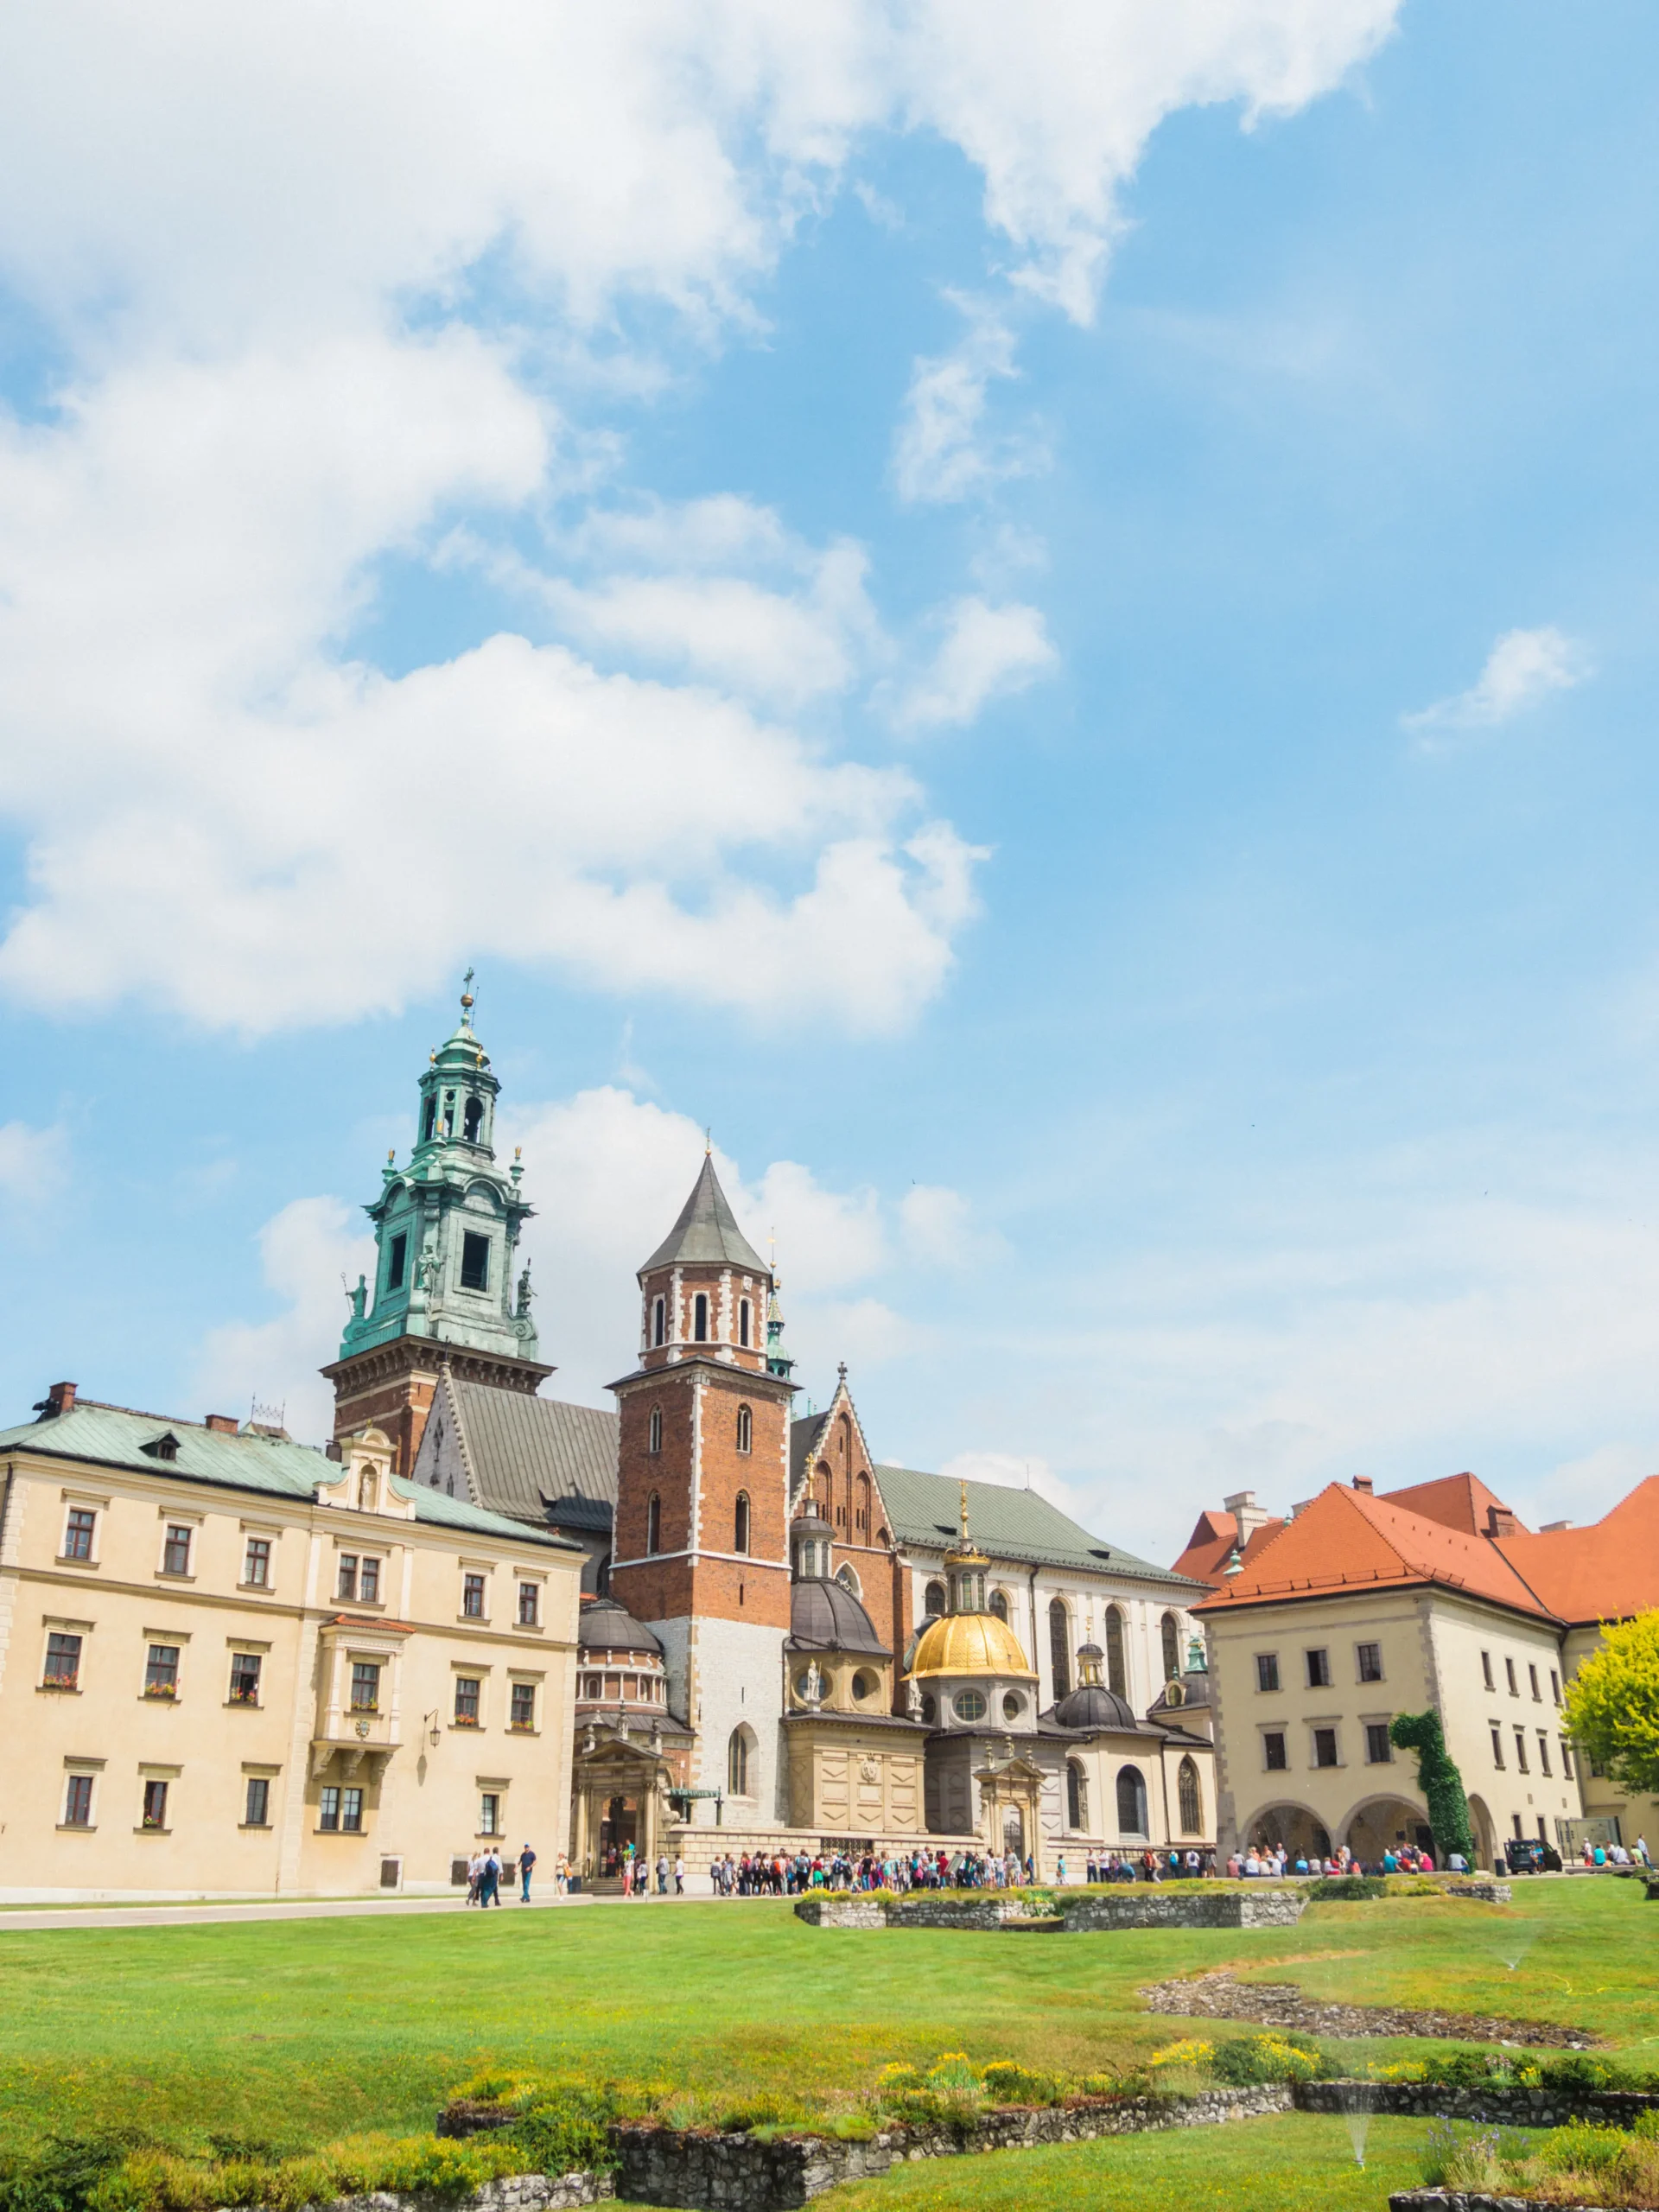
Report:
609,1147,796,1824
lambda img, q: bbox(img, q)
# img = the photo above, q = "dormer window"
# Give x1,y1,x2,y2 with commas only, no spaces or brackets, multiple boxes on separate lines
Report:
142,1433,181,1463
386,1233,407,1292
460,1233,490,1292
653,1296,666,1348
463,1095,483,1142
693,1294,708,1342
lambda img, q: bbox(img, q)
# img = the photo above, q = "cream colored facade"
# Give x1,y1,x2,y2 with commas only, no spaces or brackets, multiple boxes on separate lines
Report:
0,1402,582,1900
783,1637,926,1834
1206,1586,1583,1866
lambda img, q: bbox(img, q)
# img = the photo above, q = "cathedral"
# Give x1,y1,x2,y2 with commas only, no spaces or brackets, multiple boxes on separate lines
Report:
328,989,1217,1877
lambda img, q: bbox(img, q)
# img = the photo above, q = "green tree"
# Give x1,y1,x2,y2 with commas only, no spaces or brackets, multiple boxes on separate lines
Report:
1561,1611,1659,1796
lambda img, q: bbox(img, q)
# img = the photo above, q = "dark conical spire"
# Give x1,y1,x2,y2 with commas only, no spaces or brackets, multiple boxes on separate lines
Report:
639,1153,768,1276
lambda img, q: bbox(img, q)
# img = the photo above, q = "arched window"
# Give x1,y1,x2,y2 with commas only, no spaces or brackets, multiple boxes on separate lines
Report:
1105,1605,1127,1699
1116,1764,1148,1838
924,1579,946,1619
1066,1762,1087,1832
646,1491,661,1554
652,1296,665,1348
463,1095,483,1142
442,1090,455,1136
648,1407,663,1455
727,1727,752,1796
739,1300,751,1348
422,1095,437,1142
1178,1755,1202,1835
693,1294,708,1342
736,1405,752,1454
595,1553,611,1597
989,1589,1010,1624
1162,1611,1182,1685
734,1491,750,1554
836,1562,861,1599
1049,1598,1071,1700
855,1473,871,1535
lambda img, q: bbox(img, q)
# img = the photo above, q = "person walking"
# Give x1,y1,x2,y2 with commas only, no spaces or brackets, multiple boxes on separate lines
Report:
466,1851,483,1906
656,1852,669,1896
479,1849,502,1908
674,1854,685,1895
519,1843,537,1903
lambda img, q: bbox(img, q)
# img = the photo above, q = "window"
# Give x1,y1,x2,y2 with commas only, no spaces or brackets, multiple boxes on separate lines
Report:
1357,1642,1383,1683
648,1407,663,1455
923,1580,946,1618
353,1555,378,1604
244,1537,271,1588
1560,1739,1573,1780
1491,1726,1504,1768
1512,1812,1524,1842
144,1643,180,1698
350,1662,380,1713
694,1294,708,1342
462,1572,486,1618
454,1676,480,1725
733,1492,750,1554
386,1231,407,1291
1049,1599,1071,1700
954,1688,987,1722
1105,1605,1128,1699
162,1525,193,1576
739,1300,751,1348
62,1773,94,1827
1313,1727,1338,1769
508,1579,538,1628
646,1492,661,1554
463,1095,483,1142
480,1792,501,1837
1505,1656,1518,1695
229,1652,262,1705
1481,1649,1496,1692
141,1779,168,1830
422,1096,437,1143
43,1631,82,1690
1306,1648,1332,1689
1537,1732,1551,1777
736,1405,752,1455
320,1786,363,1833
1365,1722,1393,1764
855,1474,871,1535
1178,1755,1202,1834
1513,1728,1529,1773
652,1296,665,1348
242,1777,270,1827
989,1589,1009,1623
728,1728,751,1796
1550,1669,1560,1706
1255,1652,1281,1694
1529,1663,1541,1700
63,1507,96,1560
510,1682,536,1731
1001,1690,1023,1721
1066,1762,1086,1830
460,1232,490,1292
337,1554,359,1602
1162,1612,1182,1684
1116,1765,1148,1836
1263,1731,1287,1771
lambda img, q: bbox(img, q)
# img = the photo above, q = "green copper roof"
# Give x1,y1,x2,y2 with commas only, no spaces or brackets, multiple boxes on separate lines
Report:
0,1400,574,1550
870,1459,1204,1589
639,1154,768,1275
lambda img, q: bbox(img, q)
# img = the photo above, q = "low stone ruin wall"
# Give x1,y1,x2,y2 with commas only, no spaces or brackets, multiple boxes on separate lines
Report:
332,2177,611,2211
1300,2082,1659,2130
1063,1889,1306,1931
1391,2196,1611,2212
790,1897,888,1929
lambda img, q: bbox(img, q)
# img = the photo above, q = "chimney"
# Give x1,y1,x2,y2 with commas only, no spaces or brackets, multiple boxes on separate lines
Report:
36,1381,77,1421
204,1414,239,1436
1351,1474,1374,1495
1224,1489,1274,1548
1540,1519,1572,1533
1485,1503,1517,1539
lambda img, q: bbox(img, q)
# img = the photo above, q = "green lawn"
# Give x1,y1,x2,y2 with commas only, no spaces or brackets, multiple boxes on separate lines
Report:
0,1880,1651,2208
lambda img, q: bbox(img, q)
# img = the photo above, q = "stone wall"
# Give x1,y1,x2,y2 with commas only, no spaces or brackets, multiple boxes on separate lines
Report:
791,1897,887,1929
1391,2196,1611,2212
1062,1889,1306,1931
330,2177,610,2212
1300,2082,1659,2130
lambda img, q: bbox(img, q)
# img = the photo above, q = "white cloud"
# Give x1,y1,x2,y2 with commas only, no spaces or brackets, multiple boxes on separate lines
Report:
1404,625,1590,740
0,1120,69,1206
194,1197,375,1442
900,1184,1004,1269
897,597,1058,729
893,299,1038,505
938,1447,1077,1515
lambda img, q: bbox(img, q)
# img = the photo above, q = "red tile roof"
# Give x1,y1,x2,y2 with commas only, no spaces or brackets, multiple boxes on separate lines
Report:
1497,1476,1659,1626
1193,1480,1558,1620
1172,1508,1287,1591
1382,1471,1529,1539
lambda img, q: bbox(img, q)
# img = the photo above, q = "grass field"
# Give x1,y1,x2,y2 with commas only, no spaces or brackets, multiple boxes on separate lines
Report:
0,1878,1652,2208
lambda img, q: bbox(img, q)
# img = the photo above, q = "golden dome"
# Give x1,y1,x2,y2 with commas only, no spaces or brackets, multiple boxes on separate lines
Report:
909,1611,1036,1681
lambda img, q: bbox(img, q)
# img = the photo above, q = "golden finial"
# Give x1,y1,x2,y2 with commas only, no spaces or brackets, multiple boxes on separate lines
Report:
386,1148,395,1165
959,1478,969,1544
705,1126,712,1156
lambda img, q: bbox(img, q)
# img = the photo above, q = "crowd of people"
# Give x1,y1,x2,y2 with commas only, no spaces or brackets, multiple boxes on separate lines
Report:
1230,1840,1441,1878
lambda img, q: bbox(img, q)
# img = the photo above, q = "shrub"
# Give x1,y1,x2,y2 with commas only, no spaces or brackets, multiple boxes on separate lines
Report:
1207,2033,1328,2086
0,2136,136,2212
1307,1875,1386,1902
1417,2047,1510,2090
1538,2052,1630,2094
979,2062,1060,2108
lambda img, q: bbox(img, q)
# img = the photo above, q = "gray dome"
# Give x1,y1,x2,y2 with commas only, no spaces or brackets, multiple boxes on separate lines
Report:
578,1596,663,1655
1053,1682,1137,1732
789,1577,887,1654
1149,1670,1211,1718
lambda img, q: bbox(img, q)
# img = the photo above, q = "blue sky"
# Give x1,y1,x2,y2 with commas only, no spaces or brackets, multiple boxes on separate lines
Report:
3,2,1659,1566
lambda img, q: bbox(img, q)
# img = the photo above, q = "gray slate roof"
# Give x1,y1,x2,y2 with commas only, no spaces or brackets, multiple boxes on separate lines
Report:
639,1155,767,1275
0,1400,570,1550
448,1379,617,1525
873,1460,1203,1590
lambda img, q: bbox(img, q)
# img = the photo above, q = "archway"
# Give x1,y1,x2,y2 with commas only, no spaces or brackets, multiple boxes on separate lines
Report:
1002,1806,1025,1857
1344,1795,1433,1866
1116,1764,1148,1839
1243,1801,1331,1859
1466,1793,1496,1871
